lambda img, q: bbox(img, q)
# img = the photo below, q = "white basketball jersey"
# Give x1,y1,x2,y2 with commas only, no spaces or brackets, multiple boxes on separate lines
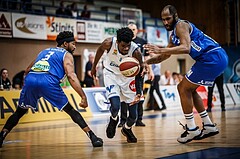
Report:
104,37,139,75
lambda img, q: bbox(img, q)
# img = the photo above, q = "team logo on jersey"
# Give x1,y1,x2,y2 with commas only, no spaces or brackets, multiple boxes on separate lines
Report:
129,80,136,92
106,85,115,93
31,60,50,72
198,80,214,86
113,49,117,55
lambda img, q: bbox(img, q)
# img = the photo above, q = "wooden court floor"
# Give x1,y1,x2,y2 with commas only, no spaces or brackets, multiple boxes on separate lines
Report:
0,105,240,159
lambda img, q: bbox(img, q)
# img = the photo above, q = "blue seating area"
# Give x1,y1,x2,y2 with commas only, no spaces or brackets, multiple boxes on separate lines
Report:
0,0,162,27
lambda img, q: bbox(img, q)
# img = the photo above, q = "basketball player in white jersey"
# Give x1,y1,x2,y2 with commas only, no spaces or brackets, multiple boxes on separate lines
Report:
91,27,144,143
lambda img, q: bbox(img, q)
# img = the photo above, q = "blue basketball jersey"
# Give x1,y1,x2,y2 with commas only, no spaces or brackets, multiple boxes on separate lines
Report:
171,20,228,86
171,20,221,60
31,47,67,82
19,47,69,111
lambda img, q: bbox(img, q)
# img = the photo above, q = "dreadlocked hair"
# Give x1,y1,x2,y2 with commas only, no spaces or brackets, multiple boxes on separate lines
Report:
116,27,133,43
56,31,74,46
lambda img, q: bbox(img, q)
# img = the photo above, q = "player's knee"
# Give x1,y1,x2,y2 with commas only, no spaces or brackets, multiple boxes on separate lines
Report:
109,96,120,117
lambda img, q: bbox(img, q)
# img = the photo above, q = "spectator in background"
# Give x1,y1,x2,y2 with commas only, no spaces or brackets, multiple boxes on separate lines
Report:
172,72,180,85
12,70,25,90
65,4,73,17
160,70,175,85
84,53,95,87
145,63,166,111
70,2,78,18
207,73,225,112
0,68,11,90
81,4,91,19
56,1,66,16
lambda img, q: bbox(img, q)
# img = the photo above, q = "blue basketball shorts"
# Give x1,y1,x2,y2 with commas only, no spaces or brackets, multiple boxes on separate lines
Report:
185,47,228,87
18,73,68,111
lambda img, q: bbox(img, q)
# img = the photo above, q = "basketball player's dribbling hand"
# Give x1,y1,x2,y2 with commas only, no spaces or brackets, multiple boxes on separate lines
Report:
79,97,88,108
129,94,141,106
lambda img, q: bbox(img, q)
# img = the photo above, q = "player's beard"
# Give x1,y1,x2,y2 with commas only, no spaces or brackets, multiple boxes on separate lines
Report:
67,46,75,54
166,17,177,31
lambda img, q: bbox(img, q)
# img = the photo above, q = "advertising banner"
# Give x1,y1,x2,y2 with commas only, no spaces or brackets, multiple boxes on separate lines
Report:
0,89,92,125
12,13,46,40
76,20,121,43
83,87,110,116
0,12,12,38
226,83,240,105
46,16,76,40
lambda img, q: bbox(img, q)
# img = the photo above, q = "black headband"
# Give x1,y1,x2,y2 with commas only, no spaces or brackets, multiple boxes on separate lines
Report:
57,37,75,46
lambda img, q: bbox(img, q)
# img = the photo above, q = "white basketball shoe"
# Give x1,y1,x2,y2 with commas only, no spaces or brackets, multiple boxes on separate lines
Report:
177,123,202,144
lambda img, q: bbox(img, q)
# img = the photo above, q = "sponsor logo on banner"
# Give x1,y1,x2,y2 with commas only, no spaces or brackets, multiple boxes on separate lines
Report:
12,13,46,39
76,21,120,43
46,16,75,40
0,89,91,124
102,23,121,39
0,12,12,37
76,21,86,40
86,21,103,43
93,92,110,112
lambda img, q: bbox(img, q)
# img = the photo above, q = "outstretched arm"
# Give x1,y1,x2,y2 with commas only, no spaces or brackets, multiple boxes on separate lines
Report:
64,53,88,108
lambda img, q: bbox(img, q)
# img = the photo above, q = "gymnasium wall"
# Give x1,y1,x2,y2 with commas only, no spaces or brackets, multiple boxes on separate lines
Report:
128,0,228,45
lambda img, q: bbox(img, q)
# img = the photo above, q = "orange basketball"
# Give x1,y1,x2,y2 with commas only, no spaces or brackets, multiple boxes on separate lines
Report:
119,57,140,77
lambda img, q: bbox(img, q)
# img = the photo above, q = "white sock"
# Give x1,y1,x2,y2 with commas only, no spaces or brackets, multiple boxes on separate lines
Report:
184,112,197,130
199,110,213,125
124,123,131,129
111,115,118,121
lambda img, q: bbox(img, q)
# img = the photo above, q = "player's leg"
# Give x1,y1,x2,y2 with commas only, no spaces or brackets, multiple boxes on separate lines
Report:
193,89,219,140
118,102,128,127
103,70,121,138
154,75,166,110
42,74,103,147
0,107,28,148
63,103,103,147
176,78,202,143
0,73,39,148
121,103,138,143
146,80,154,111
106,96,121,138
135,100,145,126
207,85,214,112
215,74,225,111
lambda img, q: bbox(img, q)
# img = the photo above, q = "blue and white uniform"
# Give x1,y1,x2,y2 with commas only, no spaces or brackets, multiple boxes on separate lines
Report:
103,37,139,103
171,20,228,86
19,47,69,111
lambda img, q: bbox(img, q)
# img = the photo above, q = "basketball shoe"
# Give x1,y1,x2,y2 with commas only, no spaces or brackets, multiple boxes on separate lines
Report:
106,116,119,138
196,123,219,140
121,126,137,143
177,124,201,144
90,135,103,147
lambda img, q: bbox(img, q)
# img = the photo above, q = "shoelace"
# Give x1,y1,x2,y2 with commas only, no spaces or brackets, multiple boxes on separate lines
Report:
178,121,187,130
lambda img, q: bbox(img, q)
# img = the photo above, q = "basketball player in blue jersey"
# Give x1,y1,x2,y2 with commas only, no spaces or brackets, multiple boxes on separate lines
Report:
143,5,228,144
91,27,144,143
0,31,103,148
